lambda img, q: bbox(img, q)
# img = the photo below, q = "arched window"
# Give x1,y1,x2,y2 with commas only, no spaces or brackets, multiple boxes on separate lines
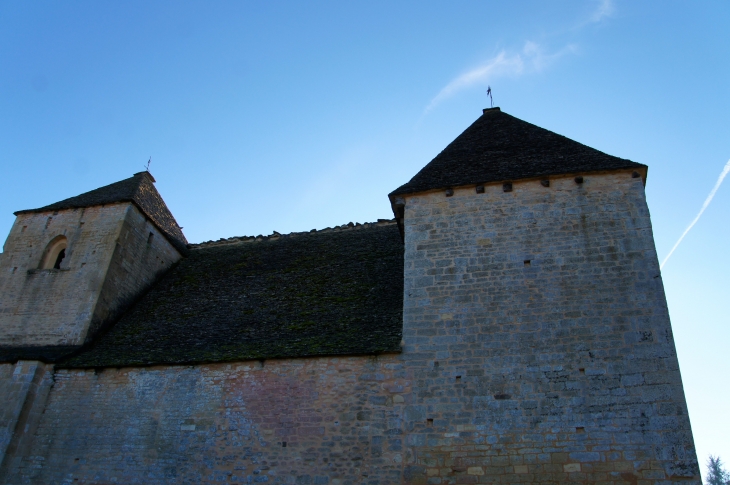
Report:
40,236,68,270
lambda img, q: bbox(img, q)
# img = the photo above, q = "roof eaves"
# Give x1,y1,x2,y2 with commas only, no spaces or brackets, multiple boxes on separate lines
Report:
388,162,647,198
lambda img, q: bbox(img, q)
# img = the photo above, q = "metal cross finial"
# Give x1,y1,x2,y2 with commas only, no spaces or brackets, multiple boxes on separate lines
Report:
487,86,493,108
145,157,151,172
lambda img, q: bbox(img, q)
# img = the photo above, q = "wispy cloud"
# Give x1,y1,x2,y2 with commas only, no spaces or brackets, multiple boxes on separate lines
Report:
420,0,614,117
590,0,615,23
423,42,576,115
571,0,615,29
661,158,730,270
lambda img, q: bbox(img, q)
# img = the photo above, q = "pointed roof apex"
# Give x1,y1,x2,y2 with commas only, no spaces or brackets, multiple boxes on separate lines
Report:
390,108,645,197
15,172,188,254
135,170,156,183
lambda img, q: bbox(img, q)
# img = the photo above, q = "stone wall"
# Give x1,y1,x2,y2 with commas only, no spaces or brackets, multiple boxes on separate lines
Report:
399,170,699,483
4,356,408,484
0,203,181,351
0,170,700,484
0,361,53,478
0,205,127,348
88,203,182,342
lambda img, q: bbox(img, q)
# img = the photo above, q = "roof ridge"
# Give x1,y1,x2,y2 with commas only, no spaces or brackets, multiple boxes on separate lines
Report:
188,219,397,249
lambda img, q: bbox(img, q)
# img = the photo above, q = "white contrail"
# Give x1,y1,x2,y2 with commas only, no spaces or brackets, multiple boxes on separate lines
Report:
660,158,730,269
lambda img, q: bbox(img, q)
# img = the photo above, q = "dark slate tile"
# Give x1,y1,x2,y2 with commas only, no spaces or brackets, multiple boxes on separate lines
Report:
15,172,188,255
389,108,645,197
60,223,404,367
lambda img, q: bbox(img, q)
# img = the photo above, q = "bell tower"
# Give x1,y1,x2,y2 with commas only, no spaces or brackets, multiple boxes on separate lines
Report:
0,172,187,361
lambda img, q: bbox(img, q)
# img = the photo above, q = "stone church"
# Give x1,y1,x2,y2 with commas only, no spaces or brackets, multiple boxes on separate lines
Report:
0,108,700,484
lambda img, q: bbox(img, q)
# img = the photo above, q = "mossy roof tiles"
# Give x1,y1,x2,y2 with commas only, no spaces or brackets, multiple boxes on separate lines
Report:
390,108,645,197
61,222,403,368
16,172,188,254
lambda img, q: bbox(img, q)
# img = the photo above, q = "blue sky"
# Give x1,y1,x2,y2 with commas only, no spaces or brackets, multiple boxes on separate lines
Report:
1,0,728,473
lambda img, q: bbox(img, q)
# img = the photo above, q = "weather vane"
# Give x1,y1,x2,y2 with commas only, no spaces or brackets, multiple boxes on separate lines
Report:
144,157,151,172
487,86,493,108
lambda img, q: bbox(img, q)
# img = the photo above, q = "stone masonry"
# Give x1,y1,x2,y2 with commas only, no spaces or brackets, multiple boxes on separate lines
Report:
0,361,53,478
3,356,408,485
0,203,181,354
1,172,699,484
0,108,700,484
399,171,698,483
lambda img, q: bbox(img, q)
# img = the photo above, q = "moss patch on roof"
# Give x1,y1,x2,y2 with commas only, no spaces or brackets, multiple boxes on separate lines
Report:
61,222,403,368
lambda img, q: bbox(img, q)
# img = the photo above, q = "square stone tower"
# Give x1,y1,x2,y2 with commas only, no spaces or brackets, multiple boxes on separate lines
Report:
0,172,187,361
389,108,700,481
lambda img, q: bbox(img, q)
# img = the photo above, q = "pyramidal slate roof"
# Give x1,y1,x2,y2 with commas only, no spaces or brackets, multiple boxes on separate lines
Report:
390,108,645,197
16,172,188,255
60,221,404,368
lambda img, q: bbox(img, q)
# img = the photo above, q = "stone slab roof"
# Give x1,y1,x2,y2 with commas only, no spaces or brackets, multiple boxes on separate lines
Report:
60,221,404,368
15,172,188,255
390,108,645,197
